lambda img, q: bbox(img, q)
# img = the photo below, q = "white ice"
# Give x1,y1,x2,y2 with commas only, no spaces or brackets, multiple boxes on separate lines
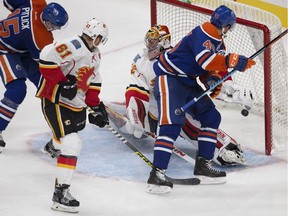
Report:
0,1,287,216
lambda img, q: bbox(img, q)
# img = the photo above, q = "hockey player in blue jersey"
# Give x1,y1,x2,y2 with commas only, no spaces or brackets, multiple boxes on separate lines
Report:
147,5,256,193
0,0,68,152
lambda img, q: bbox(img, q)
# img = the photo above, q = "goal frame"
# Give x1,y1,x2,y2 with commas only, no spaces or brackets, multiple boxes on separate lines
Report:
150,0,273,155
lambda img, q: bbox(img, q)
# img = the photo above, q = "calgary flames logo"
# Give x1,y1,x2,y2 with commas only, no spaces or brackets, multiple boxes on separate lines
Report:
150,77,155,87
76,66,95,92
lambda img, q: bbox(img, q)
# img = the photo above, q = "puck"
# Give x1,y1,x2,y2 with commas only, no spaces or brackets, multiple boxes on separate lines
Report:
241,109,249,117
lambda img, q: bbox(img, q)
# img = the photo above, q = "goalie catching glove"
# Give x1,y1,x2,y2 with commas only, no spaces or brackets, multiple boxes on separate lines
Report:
200,71,222,98
88,102,109,128
216,80,253,109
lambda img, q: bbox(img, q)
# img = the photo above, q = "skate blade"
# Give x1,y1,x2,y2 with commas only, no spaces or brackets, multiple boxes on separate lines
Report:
51,202,79,213
146,184,172,194
196,176,226,185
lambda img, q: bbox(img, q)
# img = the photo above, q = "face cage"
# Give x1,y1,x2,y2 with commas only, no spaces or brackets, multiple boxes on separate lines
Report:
145,38,159,50
148,46,162,60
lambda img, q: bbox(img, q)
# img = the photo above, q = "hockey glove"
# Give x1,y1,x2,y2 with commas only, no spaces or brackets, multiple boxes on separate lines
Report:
226,53,256,72
88,102,109,128
200,71,222,98
59,74,77,100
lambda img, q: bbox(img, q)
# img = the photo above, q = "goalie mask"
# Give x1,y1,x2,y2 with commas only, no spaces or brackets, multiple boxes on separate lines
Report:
145,25,171,60
82,18,109,47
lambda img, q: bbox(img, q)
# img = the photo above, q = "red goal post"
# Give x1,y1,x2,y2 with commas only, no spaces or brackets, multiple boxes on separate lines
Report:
150,0,288,155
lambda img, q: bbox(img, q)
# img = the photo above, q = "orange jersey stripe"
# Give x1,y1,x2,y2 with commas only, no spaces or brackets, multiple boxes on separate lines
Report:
204,54,227,71
159,53,174,72
31,0,54,50
155,141,173,148
0,55,14,83
199,131,217,139
201,22,221,40
0,107,14,117
159,76,169,125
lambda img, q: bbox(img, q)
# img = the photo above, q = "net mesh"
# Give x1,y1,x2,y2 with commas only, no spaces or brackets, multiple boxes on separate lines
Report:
154,0,288,153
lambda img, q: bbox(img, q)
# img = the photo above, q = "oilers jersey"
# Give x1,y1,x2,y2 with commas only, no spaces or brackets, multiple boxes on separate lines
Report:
154,22,228,86
0,0,53,61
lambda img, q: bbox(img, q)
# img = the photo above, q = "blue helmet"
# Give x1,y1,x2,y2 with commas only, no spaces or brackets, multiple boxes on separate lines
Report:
42,2,69,28
210,5,236,29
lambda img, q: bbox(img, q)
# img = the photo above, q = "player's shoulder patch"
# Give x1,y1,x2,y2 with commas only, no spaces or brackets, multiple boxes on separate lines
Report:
133,54,141,63
70,39,81,49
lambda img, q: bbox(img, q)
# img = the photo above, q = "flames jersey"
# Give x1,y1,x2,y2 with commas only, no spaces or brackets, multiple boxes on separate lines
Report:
36,36,103,110
0,0,53,61
125,49,159,120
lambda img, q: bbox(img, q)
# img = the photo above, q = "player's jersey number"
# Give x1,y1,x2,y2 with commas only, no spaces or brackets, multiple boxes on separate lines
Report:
55,44,72,59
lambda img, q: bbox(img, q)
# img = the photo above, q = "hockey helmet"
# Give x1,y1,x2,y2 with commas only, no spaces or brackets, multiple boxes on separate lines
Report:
210,5,236,30
145,25,171,50
42,3,69,29
82,18,109,45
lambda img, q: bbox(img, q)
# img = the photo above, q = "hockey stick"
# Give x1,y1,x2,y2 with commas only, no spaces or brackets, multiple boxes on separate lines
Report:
87,107,200,185
179,29,288,113
106,124,200,185
105,105,195,164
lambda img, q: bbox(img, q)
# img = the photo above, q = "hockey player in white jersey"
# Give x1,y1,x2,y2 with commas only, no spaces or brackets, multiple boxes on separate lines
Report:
125,25,249,167
36,18,109,213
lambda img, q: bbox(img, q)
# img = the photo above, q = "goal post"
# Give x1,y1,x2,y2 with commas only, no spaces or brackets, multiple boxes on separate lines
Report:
150,0,288,155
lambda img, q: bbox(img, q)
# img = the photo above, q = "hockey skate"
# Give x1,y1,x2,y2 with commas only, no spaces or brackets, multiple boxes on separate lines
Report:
147,167,173,194
0,132,6,153
41,139,61,158
194,157,226,184
51,181,80,213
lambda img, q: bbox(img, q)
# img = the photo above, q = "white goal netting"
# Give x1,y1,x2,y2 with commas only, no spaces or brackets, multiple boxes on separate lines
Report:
152,0,288,154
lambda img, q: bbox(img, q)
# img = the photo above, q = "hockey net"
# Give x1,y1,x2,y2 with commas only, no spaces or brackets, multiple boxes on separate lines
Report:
151,0,288,155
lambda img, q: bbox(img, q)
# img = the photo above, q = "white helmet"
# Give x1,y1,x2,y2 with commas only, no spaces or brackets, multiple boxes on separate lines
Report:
82,18,108,45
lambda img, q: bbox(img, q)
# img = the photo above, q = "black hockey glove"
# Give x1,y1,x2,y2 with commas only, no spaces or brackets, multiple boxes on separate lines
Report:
59,74,77,100
88,102,109,128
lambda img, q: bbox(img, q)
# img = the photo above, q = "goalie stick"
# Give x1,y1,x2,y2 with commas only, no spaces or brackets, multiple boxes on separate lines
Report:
105,105,195,164
179,29,288,113
87,106,200,185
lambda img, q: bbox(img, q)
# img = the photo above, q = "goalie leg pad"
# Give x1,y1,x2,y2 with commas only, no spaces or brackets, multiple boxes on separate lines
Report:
126,97,149,138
